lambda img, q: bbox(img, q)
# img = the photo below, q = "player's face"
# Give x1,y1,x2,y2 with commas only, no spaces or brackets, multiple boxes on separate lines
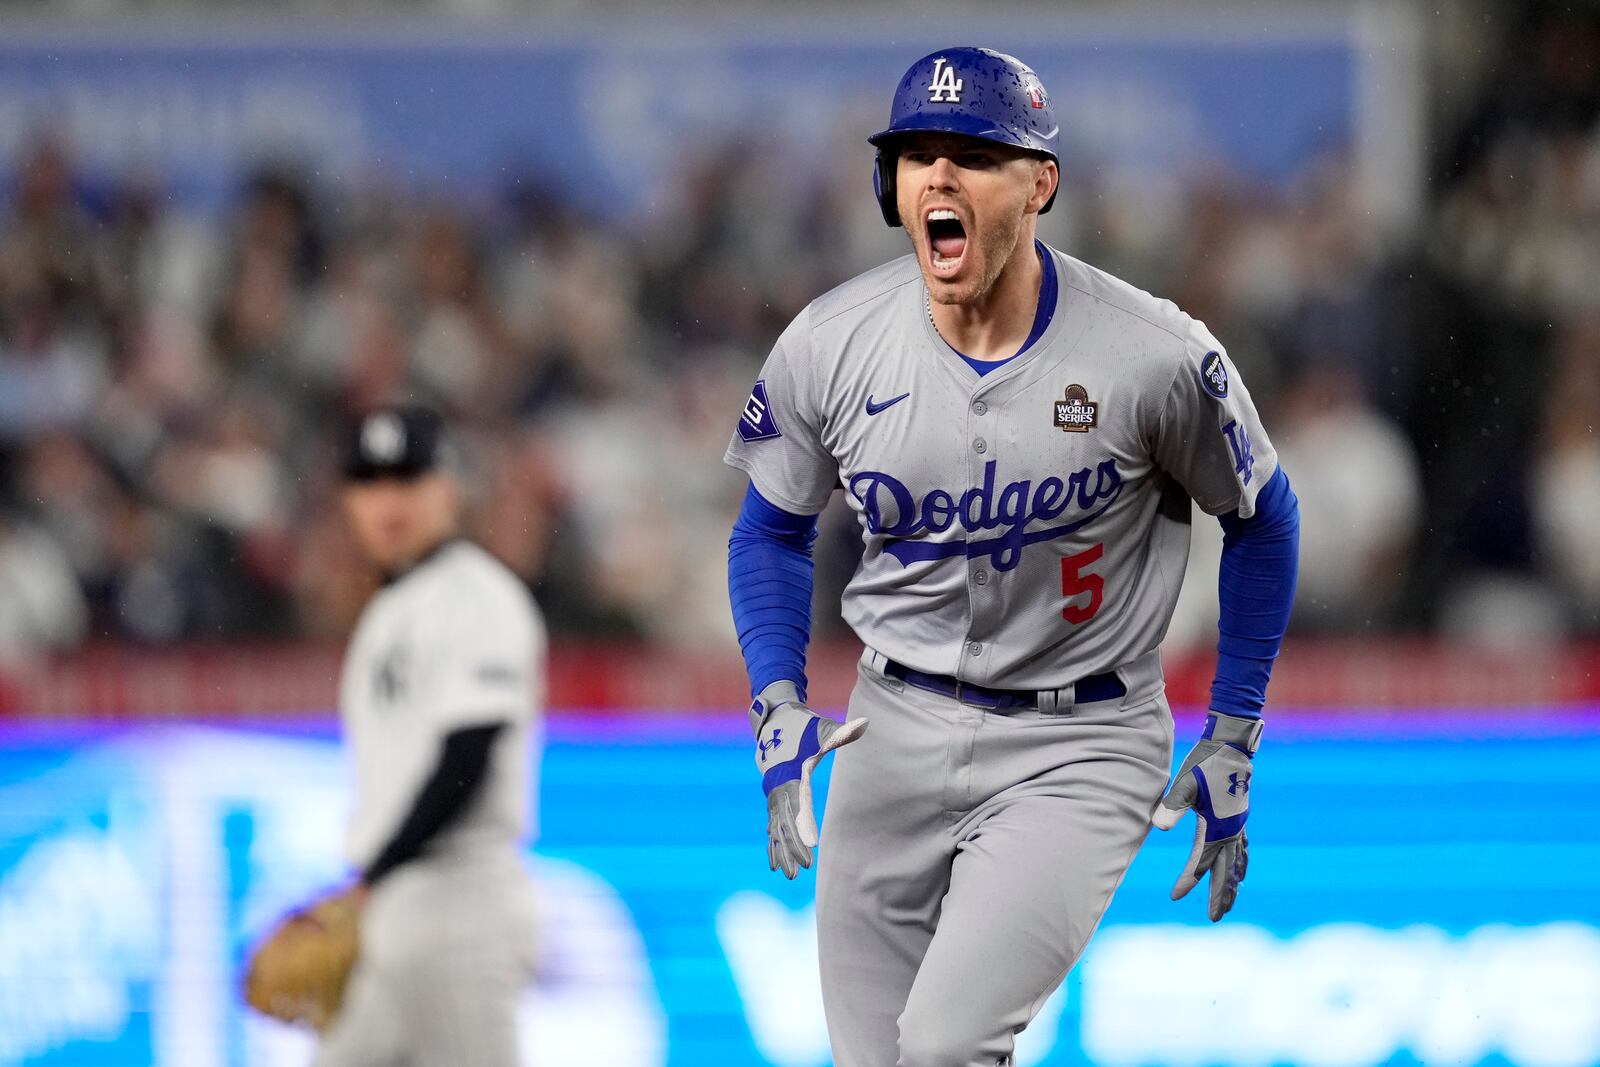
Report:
342,472,460,572
895,133,1058,307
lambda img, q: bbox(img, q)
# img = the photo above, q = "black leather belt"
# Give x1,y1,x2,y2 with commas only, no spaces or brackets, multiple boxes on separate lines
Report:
883,659,1126,710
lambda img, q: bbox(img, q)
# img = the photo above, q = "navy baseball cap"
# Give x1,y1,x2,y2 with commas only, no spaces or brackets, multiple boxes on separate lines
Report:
339,404,447,482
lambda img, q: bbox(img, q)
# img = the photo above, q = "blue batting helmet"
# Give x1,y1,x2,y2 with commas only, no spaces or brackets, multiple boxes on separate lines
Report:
868,47,1060,228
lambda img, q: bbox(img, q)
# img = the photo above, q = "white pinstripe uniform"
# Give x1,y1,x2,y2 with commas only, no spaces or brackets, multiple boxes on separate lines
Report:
317,541,545,1067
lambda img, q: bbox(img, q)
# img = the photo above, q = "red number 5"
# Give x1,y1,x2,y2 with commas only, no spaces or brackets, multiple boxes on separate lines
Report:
1060,543,1105,624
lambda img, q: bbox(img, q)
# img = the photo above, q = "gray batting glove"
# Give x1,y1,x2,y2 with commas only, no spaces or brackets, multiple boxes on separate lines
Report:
1152,711,1262,922
750,681,868,879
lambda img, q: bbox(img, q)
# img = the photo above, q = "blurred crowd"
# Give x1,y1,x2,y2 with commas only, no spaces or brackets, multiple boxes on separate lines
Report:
0,5,1597,663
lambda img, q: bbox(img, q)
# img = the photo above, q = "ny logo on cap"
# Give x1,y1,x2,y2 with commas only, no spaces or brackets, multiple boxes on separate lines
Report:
928,58,963,103
361,412,406,463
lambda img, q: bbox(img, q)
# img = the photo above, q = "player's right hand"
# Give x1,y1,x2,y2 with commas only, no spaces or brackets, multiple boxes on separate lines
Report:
750,681,868,879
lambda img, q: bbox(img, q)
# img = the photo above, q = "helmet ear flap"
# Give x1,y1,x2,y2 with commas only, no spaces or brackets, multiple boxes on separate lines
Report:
873,148,900,228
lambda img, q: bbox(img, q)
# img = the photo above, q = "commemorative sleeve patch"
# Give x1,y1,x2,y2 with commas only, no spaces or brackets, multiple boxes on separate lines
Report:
737,380,783,442
1200,351,1230,399
473,662,522,687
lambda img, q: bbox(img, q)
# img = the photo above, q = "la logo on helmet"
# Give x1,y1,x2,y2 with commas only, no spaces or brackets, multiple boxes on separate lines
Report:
928,57,963,103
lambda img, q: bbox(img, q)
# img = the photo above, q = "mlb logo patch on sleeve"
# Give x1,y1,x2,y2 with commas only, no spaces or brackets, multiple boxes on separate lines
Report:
737,380,783,442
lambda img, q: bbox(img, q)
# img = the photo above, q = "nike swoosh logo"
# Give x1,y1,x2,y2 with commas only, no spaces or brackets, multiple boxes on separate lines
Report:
865,392,911,416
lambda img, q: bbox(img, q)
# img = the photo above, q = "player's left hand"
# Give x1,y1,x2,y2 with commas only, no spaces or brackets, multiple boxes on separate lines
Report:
1152,711,1263,922
750,681,868,879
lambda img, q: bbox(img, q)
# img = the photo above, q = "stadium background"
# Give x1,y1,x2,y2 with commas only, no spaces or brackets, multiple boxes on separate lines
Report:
0,1,1597,1064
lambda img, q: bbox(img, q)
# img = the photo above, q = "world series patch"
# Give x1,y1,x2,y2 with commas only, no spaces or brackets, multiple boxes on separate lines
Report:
1053,384,1098,432
1200,351,1229,399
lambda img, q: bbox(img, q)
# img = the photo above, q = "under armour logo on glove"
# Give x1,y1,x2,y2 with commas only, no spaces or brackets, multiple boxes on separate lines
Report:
1228,770,1249,797
758,728,784,763
759,717,822,794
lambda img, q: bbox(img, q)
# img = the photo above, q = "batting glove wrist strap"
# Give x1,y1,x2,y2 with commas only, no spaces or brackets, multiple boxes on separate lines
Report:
750,680,804,735
1203,711,1264,755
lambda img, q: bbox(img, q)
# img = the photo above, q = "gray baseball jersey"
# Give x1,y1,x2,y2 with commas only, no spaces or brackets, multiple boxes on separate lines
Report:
725,245,1277,688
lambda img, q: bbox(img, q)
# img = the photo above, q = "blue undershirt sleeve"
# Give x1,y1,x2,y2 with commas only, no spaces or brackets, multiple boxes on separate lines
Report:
728,482,820,701
1210,465,1300,718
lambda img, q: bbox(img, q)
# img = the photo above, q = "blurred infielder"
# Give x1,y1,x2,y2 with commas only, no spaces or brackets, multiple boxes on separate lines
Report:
726,48,1300,1066
320,403,544,1066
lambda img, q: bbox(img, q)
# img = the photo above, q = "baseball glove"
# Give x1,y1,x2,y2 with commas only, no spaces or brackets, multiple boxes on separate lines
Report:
242,886,362,1031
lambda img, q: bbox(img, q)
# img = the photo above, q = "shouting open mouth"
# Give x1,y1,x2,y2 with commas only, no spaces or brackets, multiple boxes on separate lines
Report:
925,207,968,277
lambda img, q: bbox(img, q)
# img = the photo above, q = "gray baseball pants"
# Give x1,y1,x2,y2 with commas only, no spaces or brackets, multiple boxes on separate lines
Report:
816,649,1173,1067
315,852,537,1067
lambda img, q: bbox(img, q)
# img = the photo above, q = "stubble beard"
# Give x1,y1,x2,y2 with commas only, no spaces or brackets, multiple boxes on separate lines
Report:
924,203,1028,309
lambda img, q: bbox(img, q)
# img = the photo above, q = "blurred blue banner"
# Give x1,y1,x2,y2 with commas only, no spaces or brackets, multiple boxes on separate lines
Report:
0,21,1372,217
0,709,1596,1066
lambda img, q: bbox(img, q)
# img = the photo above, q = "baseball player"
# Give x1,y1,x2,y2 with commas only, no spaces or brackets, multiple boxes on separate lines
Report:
725,48,1300,1067
319,403,544,1066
